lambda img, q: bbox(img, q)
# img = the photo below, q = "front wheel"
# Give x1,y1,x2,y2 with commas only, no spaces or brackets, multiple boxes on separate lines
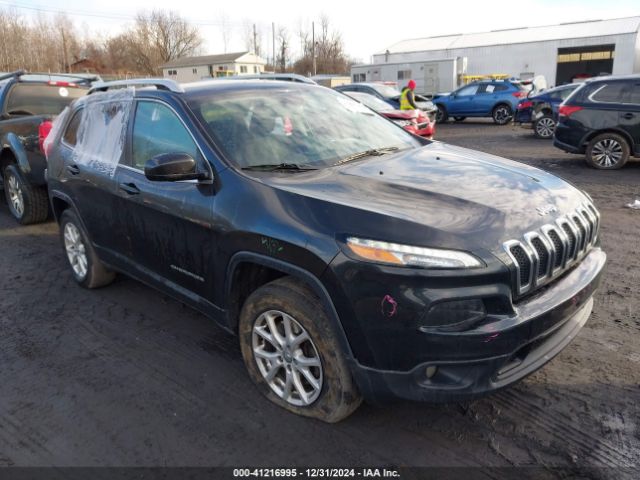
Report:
492,104,512,125
239,277,362,423
533,115,556,139
585,133,629,170
2,164,49,225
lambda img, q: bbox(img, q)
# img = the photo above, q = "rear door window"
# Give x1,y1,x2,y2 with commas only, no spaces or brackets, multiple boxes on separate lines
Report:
550,87,576,101
588,82,628,103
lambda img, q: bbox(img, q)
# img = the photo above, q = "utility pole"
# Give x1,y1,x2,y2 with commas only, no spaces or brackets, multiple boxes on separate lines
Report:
253,24,257,55
312,21,316,76
272,22,276,73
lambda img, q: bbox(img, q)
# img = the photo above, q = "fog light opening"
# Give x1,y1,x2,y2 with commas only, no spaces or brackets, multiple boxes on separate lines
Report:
425,366,438,379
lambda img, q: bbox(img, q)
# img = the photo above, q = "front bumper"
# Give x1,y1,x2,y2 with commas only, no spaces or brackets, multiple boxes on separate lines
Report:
348,248,605,403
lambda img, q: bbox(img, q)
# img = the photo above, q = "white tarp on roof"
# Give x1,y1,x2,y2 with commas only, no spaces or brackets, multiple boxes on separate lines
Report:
380,16,640,54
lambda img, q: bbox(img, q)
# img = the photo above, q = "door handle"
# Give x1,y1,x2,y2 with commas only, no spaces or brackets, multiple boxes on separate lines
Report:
66,164,80,175
119,182,141,195
623,113,635,120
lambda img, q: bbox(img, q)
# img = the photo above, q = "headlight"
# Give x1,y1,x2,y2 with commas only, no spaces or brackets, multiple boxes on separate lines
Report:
346,237,484,269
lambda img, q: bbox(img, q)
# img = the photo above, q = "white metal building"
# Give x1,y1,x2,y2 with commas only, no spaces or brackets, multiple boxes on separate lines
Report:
161,52,266,83
360,16,640,90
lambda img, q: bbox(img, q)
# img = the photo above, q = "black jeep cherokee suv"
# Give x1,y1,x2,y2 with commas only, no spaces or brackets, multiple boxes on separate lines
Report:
554,74,640,169
46,78,606,422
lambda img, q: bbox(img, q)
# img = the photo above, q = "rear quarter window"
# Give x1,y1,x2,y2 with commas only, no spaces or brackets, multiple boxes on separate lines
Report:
587,82,628,104
62,109,83,146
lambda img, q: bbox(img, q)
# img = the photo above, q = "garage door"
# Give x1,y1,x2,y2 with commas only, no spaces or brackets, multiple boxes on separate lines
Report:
556,44,615,85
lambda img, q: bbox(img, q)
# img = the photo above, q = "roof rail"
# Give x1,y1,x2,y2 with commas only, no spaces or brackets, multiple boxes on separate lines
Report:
0,70,26,82
89,78,184,94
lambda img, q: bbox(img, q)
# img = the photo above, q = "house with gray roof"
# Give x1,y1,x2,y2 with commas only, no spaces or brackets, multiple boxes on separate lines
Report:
161,51,267,83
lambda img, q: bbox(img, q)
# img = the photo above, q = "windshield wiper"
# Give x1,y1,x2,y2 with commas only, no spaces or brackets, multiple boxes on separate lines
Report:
241,163,318,172
333,147,399,166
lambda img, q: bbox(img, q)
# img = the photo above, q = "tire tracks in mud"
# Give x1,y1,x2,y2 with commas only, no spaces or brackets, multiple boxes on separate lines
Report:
489,388,638,467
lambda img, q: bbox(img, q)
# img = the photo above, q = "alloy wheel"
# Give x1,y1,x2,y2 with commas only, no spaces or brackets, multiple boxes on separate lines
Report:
592,139,623,168
6,174,24,218
64,222,88,280
494,106,512,124
252,310,323,407
536,117,556,138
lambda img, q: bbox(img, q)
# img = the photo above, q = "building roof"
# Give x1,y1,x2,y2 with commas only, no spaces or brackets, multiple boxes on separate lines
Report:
161,51,253,69
379,16,640,54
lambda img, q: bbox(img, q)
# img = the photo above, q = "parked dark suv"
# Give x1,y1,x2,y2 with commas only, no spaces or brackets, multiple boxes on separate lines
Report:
46,78,606,422
554,75,640,169
514,83,580,139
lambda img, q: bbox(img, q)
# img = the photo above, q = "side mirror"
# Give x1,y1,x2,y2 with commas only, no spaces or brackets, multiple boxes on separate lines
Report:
144,153,207,182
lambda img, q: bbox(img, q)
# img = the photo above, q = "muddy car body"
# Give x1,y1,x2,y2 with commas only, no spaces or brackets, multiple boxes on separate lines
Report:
46,79,606,422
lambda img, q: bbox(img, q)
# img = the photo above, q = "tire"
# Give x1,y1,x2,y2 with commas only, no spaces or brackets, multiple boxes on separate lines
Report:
585,133,630,170
453,116,466,122
59,209,116,289
2,164,49,225
239,277,362,423
533,115,556,139
436,105,448,123
492,104,512,125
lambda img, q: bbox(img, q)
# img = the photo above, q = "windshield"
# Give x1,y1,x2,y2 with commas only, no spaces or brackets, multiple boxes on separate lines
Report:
186,86,420,170
343,91,394,112
5,83,87,115
367,83,401,99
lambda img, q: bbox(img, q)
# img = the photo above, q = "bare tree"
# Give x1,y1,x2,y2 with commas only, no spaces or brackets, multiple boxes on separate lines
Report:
0,8,353,79
293,15,349,75
123,10,203,75
276,27,289,73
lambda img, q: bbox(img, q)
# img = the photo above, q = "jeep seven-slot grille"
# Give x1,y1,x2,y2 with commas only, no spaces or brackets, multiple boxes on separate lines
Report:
547,230,563,268
531,237,549,279
509,245,530,286
504,202,600,297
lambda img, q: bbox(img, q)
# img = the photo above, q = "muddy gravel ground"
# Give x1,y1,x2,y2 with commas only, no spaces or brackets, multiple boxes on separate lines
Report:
0,120,639,475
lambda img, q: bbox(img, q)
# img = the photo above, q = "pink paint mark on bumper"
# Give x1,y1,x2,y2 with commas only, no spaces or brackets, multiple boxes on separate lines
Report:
381,295,398,317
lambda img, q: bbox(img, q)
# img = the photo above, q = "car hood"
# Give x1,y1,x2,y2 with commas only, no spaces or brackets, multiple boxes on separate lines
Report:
255,142,589,253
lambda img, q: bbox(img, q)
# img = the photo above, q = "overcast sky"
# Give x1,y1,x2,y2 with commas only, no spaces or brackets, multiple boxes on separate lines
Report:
2,0,639,62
